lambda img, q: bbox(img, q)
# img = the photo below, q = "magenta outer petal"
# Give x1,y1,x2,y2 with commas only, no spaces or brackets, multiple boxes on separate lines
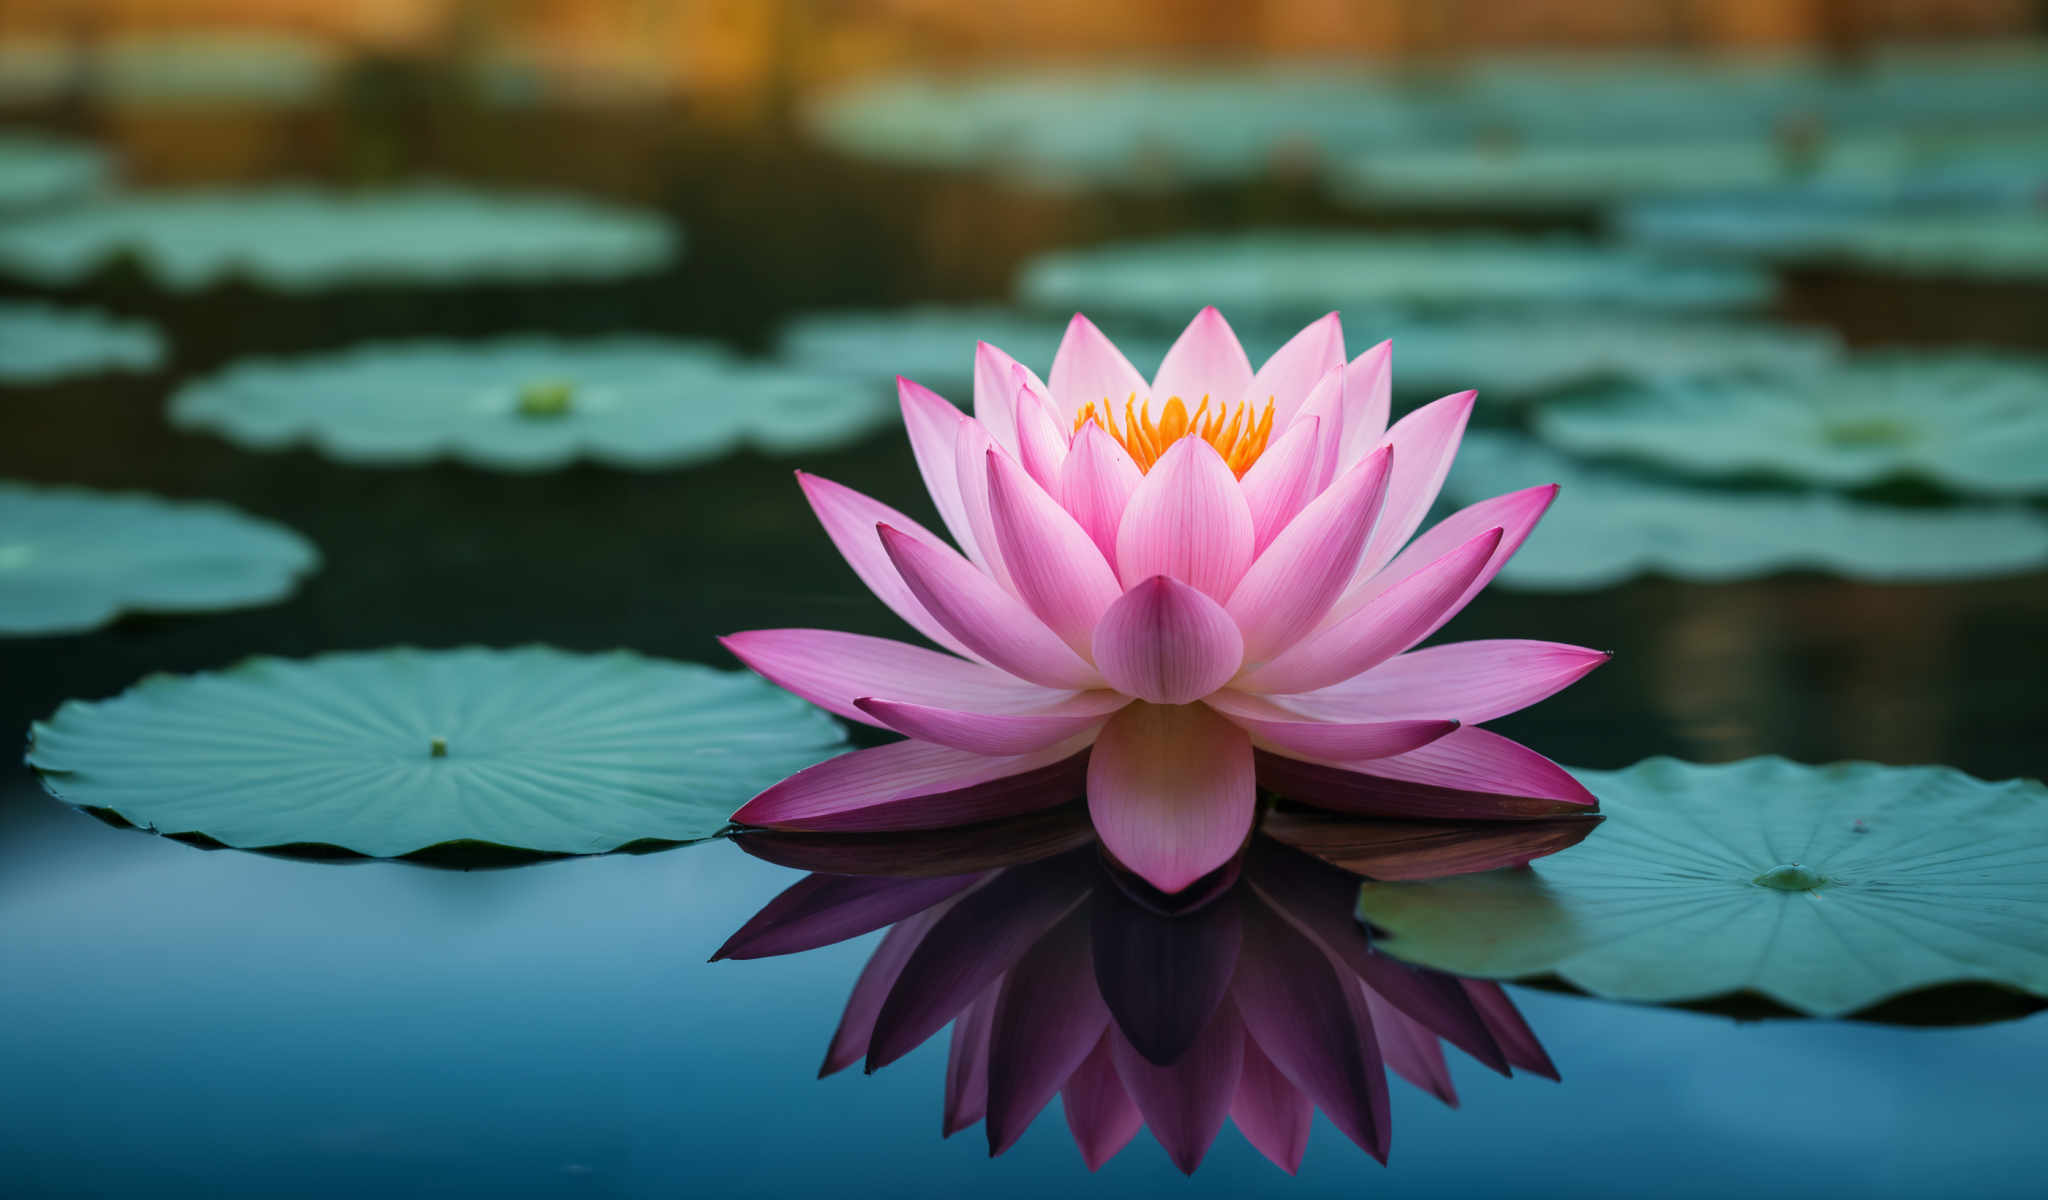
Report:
1059,422,1144,570
974,340,1044,459
986,907,1112,1154
1227,443,1393,664
732,737,1090,832
1151,306,1254,408
1334,726,1597,807
1239,526,1503,696
898,375,983,564
944,983,999,1136
721,628,1069,728
1063,1034,1144,1171
1110,997,1246,1175
1254,728,1597,819
1269,639,1610,725
855,694,1124,756
1336,340,1393,469
1331,482,1559,634
1464,980,1560,1080
1205,696,1459,763
1092,576,1244,705
879,524,1100,690
986,449,1123,654
1049,312,1148,416
1236,414,1322,555
1087,702,1255,895
1245,312,1344,429
1364,984,1458,1105
1231,1031,1313,1174
797,472,983,662
1350,390,1477,585
821,900,955,1077
1115,435,1256,600
710,872,979,961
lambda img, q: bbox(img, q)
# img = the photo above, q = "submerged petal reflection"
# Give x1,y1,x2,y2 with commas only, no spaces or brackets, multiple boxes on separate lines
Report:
720,800,1595,1174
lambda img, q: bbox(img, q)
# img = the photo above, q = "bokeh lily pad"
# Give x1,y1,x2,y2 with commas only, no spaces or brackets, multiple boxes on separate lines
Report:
1536,355,2048,497
171,337,884,471
1355,757,2048,1018
1623,200,2048,281
0,130,113,211
1444,432,2048,589
0,302,165,384
0,33,341,108
27,647,848,857
0,184,678,293
1018,233,1774,324
0,481,317,636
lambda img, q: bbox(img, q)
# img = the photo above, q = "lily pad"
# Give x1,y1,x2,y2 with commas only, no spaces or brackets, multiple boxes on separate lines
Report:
26,647,849,857
1443,432,2048,589
170,337,883,471
0,184,679,293
0,33,341,107
1355,757,2048,1018
0,302,165,384
1622,200,2048,281
0,130,113,210
1017,233,1774,324
1536,354,2048,497
0,481,318,636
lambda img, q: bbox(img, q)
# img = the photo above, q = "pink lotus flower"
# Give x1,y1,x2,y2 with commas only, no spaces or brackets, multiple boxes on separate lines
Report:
725,309,1606,893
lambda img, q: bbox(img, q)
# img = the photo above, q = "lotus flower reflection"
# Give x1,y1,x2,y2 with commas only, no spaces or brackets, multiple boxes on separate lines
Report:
725,309,1606,893
716,808,1586,1174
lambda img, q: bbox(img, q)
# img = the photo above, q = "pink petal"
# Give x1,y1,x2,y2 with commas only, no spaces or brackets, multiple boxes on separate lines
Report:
1014,374,1071,490
1092,576,1245,705
1344,726,1597,807
1290,367,1346,495
1329,483,1559,635
1254,728,1597,819
721,628,1070,727
944,983,999,1135
1086,701,1256,894
1363,984,1458,1105
1114,435,1255,600
1231,1031,1313,1175
1336,340,1393,468
986,908,1112,1155
1109,997,1245,1175
880,524,1101,690
1238,526,1503,695
1464,980,1559,1080
1063,1035,1144,1171
986,449,1123,654
1204,691,1459,762
1268,638,1610,724
975,341,1046,458
952,419,1017,594
855,693,1126,756
1227,444,1393,664
1236,415,1322,555
1245,312,1344,428
1049,313,1147,417
821,900,955,1077
732,737,1090,832
797,472,984,662
1059,421,1144,569
898,376,983,563
710,872,979,961
1350,390,1477,585
1151,306,1253,407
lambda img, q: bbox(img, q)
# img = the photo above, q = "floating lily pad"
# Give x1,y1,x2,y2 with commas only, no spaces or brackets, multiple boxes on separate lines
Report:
27,647,848,857
0,302,165,384
1536,355,2048,497
0,481,318,636
1444,432,2048,589
1622,200,2048,281
0,130,113,210
0,184,679,292
1018,233,1773,324
1356,757,2048,1018
171,337,881,471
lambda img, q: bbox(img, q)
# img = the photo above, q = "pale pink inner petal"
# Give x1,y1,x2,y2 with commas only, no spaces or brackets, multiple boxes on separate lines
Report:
855,692,1128,756
1236,415,1323,555
1203,690,1458,762
1265,639,1610,725
1014,373,1072,489
898,376,984,564
952,418,1018,594
1288,366,1346,495
1336,341,1393,469
986,449,1124,655
1049,312,1149,420
1244,312,1344,428
1092,575,1245,705
1151,306,1254,409
1087,701,1256,894
1059,421,1144,570
1227,444,1393,665
1342,726,1597,807
975,341,1045,459
1114,436,1255,600
1327,483,1558,634
1349,390,1476,586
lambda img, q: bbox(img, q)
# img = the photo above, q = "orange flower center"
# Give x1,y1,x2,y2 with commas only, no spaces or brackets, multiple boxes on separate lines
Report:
1072,394,1275,476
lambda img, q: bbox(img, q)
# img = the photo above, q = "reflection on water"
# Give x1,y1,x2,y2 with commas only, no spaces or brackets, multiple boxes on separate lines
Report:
716,802,1593,1174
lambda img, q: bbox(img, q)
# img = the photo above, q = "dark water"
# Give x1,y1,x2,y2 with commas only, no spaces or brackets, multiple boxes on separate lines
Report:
3,87,2047,1197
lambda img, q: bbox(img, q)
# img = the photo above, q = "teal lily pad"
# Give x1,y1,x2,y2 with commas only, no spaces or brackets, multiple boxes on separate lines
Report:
0,184,678,292
1536,354,2048,497
0,130,113,210
0,481,318,636
0,302,165,384
1444,432,2048,588
170,337,882,471
1018,233,1774,323
1623,200,2048,281
1355,757,2048,1018
26,647,848,857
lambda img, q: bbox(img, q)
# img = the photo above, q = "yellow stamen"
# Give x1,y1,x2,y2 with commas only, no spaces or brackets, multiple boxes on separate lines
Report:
1072,392,1277,476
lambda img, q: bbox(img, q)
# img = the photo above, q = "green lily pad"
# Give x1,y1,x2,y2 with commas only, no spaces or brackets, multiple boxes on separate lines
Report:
0,481,318,636
26,647,848,857
1017,233,1774,324
0,130,113,210
0,302,165,384
1444,432,2048,589
0,185,678,293
170,337,882,471
1536,354,2048,497
1623,200,2048,281
1355,756,2048,1018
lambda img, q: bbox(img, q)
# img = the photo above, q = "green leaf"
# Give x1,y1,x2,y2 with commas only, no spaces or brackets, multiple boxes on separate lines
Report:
0,131,112,211
1444,432,2048,588
26,646,849,857
0,185,678,292
171,337,886,471
1624,201,2048,281
1355,756,2048,1017
0,481,318,636
0,302,165,384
